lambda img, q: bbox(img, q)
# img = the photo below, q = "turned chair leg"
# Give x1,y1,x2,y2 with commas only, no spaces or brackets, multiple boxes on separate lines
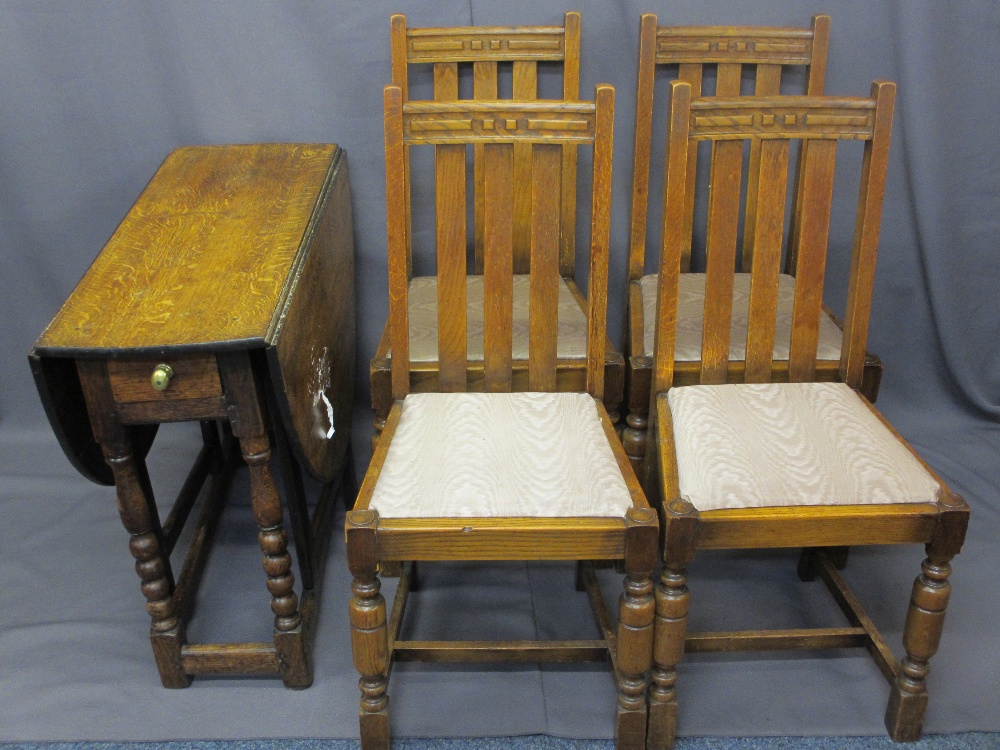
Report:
647,564,689,750
615,571,655,749
885,554,955,741
615,507,658,749
622,404,649,479
347,509,391,750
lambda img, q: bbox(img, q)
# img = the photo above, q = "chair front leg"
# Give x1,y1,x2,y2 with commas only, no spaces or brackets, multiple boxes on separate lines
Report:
647,563,689,750
347,509,391,750
615,507,658,750
885,553,955,741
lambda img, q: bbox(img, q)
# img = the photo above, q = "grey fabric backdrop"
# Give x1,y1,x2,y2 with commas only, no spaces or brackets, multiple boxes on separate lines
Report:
1,0,998,743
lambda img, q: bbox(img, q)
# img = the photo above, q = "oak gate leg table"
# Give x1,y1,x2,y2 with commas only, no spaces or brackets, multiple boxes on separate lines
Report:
29,143,356,688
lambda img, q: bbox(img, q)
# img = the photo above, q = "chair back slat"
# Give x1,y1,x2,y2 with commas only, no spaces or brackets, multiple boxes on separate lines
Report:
755,64,783,95
715,63,743,96
391,14,581,277
512,61,539,275
629,14,830,279
528,143,562,392
788,138,837,381
650,80,896,399
741,64,785,270
385,87,613,398
483,143,515,392
435,143,469,391
700,139,743,383
677,64,704,273
744,139,789,383
434,62,459,100
744,139,791,382
473,62,499,272
432,62,464,390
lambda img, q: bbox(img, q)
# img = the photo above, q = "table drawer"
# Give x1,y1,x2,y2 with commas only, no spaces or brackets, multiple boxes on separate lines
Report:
107,354,222,404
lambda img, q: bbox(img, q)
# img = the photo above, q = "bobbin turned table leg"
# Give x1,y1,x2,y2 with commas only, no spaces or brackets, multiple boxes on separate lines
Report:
77,359,190,688
219,353,309,688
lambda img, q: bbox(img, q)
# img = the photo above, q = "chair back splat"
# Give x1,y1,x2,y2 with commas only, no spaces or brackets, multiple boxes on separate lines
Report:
629,14,830,279
384,84,614,401
391,13,581,275
651,79,895,407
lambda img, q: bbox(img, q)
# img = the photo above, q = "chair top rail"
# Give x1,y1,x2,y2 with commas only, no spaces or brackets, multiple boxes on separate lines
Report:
685,95,879,140
396,13,576,64
653,15,827,66
401,98,599,146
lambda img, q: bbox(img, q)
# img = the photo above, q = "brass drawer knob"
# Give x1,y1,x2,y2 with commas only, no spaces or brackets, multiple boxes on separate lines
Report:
150,364,174,391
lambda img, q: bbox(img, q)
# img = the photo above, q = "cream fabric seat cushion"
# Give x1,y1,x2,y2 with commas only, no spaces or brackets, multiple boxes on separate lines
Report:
639,273,845,360
369,392,634,518
666,382,940,511
392,275,588,362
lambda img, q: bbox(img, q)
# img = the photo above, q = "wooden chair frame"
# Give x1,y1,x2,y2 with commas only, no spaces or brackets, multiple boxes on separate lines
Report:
646,80,970,748
347,85,658,750
620,14,883,474
371,14,624,446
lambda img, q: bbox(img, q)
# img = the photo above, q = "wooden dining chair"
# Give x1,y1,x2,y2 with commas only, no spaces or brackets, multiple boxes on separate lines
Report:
645,80,969,748
621,14,883,474
370,13,625,446
347,84,657,750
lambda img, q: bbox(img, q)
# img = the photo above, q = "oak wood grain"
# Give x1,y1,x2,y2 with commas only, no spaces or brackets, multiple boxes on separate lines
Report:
435,143,467,391
35,144,338,353
482,143,514,392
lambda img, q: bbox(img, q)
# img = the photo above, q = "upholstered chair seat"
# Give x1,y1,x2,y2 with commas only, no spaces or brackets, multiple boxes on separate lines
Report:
398,276,589,362
370,392,633,518
639,274,845,361
665,382,941,512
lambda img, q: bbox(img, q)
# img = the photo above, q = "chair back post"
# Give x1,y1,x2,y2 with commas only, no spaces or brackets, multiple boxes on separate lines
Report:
807,14,831,95
559,12,582,275
627,13,659,283
628,15,830,277
390,15,413,279
650,80,693,403
585,84,614,401
384,85,410,400
390,13,581,277
841,80,896,389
